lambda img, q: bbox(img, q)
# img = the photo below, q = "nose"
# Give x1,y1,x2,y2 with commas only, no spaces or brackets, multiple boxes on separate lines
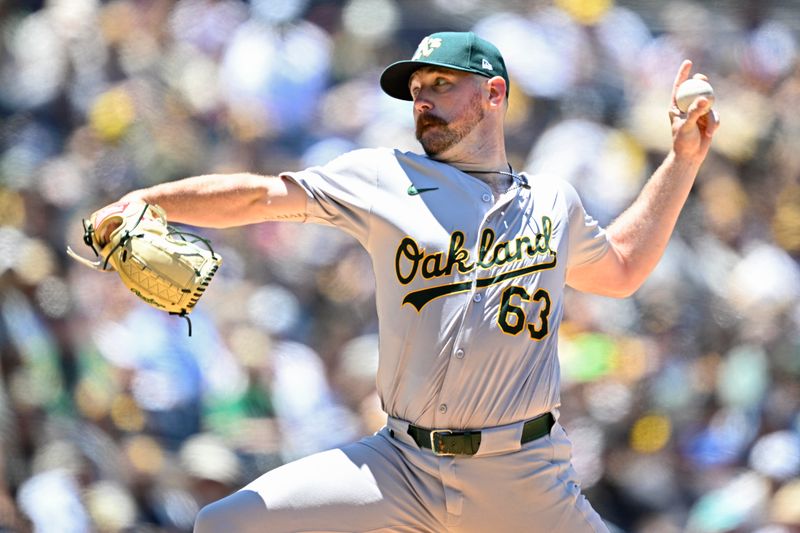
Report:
413,93,433,114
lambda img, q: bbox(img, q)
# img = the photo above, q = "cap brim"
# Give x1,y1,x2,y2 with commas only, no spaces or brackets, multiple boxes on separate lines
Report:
379,60,485,101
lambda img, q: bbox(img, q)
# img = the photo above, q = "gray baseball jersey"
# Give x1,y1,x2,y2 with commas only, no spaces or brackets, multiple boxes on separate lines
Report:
283,147,608,429
194,148,612,533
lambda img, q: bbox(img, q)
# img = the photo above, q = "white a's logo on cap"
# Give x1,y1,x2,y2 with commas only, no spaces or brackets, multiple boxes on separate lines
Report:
482,58,493,70
413,37,443,60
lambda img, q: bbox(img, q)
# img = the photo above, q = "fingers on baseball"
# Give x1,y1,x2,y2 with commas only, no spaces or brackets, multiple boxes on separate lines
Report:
670,60,694,103
681,96,710,127
702,109,721,137
688,102,720,139
668,62,720,140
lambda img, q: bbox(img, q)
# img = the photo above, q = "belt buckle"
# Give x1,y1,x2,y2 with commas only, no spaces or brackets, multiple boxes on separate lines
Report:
430,429,455,456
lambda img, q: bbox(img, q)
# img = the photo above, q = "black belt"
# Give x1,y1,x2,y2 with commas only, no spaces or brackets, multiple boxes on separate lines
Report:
399,413,555,456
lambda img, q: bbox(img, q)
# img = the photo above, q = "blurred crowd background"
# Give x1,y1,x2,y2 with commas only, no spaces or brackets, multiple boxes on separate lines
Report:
0,0,799,531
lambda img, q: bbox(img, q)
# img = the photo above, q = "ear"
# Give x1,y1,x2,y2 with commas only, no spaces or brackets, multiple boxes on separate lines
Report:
485,76,507,108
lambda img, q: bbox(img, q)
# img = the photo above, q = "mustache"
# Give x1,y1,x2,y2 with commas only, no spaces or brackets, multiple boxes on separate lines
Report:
416,113,448,129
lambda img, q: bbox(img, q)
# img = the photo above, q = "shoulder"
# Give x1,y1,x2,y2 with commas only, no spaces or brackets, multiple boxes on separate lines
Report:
524,173,579,200
522,173,589,220
320,147,396,169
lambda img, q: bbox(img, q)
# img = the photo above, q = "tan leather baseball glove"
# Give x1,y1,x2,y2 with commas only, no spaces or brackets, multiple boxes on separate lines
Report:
67,201,222,335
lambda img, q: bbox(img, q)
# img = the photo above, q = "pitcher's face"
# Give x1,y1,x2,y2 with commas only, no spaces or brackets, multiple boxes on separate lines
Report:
410,68,486,157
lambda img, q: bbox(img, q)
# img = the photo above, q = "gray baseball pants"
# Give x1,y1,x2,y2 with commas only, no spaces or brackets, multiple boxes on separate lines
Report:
194,418,609,532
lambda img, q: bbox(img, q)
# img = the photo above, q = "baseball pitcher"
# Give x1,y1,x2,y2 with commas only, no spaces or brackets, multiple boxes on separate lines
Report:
88,31,719,532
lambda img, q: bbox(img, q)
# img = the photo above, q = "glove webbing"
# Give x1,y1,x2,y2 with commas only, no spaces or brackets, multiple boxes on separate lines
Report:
98,203,150,271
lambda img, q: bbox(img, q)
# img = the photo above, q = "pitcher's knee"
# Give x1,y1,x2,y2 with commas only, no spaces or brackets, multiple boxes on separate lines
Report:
193,491,266,533
193,501,226,533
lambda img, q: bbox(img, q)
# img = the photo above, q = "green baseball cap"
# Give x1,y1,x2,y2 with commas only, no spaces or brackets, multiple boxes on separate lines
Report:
380,31,510,101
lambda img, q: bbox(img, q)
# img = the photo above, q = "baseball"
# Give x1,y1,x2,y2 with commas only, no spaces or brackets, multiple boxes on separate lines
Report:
676,78,715,113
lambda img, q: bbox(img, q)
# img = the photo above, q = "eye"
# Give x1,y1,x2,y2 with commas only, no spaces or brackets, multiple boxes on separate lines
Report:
434,77,449,86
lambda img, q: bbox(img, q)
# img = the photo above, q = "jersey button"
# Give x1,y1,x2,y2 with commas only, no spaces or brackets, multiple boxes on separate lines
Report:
439,404,447,413
455,349,465,359
473,293,482,303
481,193,491,202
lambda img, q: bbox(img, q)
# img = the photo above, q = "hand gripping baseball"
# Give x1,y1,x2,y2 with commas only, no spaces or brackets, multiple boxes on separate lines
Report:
67,201,222,335
669,60,720,161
